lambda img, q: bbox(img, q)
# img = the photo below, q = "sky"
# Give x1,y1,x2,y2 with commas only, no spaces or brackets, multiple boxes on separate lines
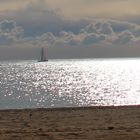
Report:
1,0,140,60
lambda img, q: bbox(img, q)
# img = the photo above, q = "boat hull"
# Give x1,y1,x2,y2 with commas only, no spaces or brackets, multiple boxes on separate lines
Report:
38,60,48,62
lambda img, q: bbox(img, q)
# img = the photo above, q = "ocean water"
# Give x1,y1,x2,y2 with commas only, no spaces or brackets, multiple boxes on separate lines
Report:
0,58,140,109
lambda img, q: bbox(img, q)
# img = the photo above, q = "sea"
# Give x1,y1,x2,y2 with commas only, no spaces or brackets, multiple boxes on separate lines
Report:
0,58,140,109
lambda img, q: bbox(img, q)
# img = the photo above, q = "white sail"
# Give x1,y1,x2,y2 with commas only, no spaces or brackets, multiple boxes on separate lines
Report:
39,47,48,62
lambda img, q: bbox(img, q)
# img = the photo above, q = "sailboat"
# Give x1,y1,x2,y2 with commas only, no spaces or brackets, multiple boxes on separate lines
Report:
38,47,48,62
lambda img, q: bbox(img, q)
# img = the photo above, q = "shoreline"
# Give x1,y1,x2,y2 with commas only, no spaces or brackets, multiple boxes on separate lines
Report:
0,104,140,111
0,105,140,139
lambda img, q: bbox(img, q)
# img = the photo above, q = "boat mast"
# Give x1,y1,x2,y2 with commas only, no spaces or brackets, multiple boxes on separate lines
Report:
41,47,44,61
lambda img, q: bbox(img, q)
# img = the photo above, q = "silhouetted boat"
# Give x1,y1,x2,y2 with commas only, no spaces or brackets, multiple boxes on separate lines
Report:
38,47,48,62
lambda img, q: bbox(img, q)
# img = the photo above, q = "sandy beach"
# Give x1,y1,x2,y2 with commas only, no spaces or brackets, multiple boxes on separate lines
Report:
0,106,140,140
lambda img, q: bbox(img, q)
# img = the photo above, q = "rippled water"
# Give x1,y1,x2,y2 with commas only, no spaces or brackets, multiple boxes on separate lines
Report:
0,59,140,109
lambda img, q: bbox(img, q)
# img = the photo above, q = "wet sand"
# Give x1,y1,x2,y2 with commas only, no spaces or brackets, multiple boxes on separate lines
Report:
0,106,140,140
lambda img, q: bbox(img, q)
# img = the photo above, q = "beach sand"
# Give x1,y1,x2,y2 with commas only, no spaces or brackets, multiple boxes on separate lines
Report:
0,106,140,140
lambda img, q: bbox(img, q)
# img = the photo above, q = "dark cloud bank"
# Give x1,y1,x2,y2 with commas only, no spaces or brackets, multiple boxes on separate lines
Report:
1,4,140,60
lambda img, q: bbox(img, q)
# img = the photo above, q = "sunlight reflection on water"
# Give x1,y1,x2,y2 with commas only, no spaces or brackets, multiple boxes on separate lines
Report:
0,59,140,109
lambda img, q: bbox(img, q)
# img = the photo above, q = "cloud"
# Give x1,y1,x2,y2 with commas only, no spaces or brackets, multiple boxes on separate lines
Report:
113,30,136,45
99,22,114,35
35,32,56,47
1,0,140,60
1,17,140,48
82,33,107,45
2,0,139,38
1,1,140,59
36,32,55,41
78,20,140,46
80,21,114,35
0,20,23,34
108,20,137,33
80,23,98,34
1,18,140,47
0,34,16,45
0,20,23,45
66,38,81,46
0,0,63,37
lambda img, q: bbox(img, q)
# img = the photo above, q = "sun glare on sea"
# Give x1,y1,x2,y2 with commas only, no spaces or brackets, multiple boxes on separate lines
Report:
0,59,140,109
